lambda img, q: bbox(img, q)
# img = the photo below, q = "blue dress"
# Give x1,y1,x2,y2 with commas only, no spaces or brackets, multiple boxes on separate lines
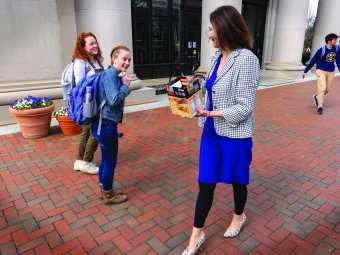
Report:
198,55,252,185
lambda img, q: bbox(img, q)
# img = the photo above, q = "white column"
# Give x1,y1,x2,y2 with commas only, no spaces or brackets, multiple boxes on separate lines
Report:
265,0,309,79
198,0,242,73
0,0,64,82
310,0,340,59
74,0,142,90
262,0,278,69
0,0,66,108
56,0,78,67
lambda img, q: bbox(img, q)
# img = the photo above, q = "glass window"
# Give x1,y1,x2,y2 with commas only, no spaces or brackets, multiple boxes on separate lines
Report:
132,0,202,78
172,0,181,64
242,3,267,66
134,0,149,65
152,0,170,64
185,0,202,6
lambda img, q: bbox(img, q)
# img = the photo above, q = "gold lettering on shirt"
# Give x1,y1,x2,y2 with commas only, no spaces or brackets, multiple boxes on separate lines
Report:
326,52,336,62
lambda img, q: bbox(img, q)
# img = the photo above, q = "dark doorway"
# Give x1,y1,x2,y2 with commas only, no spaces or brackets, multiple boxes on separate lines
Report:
181,13,201,75
132,0,202,79
131,0,268,79
242,1,268,67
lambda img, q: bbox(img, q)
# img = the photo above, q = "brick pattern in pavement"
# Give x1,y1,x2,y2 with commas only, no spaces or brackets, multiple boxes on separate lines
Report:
0,79,339,254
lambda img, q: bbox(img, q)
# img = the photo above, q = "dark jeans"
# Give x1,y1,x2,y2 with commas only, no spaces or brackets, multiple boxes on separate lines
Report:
76,124,99,162
194,182,248,228
91,118,118,191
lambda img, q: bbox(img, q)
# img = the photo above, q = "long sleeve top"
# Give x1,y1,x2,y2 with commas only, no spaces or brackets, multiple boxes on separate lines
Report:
96,66,130,123
198,49,260,138
304,45,340,73
74,59,101,84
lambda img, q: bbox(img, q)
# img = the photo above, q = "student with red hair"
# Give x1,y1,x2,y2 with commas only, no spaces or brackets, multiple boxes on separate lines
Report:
72,32,104,174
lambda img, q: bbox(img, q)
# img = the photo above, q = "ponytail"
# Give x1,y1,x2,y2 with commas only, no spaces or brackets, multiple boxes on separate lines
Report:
110,46,130,65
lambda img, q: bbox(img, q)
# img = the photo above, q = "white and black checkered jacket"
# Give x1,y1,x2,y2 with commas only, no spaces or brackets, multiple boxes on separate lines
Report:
198,49,260,138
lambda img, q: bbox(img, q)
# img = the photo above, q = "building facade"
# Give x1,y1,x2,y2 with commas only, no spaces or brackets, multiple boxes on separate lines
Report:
1,0,340,124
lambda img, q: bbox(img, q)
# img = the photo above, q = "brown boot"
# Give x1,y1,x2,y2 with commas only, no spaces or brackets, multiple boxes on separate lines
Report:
102,190,127,204
99,184,122,200
113,188,123,195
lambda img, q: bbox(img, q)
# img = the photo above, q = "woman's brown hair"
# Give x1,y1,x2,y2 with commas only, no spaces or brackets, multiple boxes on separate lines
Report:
72,32,104,68
210,5,253,51
110,46,130,65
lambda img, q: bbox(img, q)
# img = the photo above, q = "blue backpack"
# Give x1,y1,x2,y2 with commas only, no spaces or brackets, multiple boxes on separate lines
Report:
67,72,107,135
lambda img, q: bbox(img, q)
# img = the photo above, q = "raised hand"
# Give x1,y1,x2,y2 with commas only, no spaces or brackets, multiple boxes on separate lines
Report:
121,72,131,86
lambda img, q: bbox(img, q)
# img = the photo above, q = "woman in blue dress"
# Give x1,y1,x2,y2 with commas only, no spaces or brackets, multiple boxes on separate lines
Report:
181,5,260,255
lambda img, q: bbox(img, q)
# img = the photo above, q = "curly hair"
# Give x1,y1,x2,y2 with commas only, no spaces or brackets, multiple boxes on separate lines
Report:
110,46,130,65
72,32,104,68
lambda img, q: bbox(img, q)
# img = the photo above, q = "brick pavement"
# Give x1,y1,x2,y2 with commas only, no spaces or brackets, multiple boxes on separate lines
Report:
0,79,340,255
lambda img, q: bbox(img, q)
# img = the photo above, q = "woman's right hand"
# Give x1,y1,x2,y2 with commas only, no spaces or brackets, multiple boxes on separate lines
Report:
121,72,131,86
196,106,209,117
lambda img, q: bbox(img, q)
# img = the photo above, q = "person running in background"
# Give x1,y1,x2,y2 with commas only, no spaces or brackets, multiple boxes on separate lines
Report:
302,33,340,115
72,32,104,174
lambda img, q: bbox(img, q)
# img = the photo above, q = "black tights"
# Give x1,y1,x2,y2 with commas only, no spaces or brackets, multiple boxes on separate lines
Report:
193,182,248,228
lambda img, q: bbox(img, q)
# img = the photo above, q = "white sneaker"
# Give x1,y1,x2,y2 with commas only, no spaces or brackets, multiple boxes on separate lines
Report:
78,162,99,174
73,160,83,170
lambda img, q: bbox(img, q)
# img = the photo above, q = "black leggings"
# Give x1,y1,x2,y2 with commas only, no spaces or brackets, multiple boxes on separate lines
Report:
193,182,248,228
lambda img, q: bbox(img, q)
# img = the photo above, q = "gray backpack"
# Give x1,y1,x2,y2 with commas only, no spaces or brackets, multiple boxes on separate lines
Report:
318,45,340,63
61,62,92,100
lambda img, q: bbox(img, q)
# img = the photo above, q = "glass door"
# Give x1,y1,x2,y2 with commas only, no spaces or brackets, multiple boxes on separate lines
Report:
242,3,267,67
183,13,201,75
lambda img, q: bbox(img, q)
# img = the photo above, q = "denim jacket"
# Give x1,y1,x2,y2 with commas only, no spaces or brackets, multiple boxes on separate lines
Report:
97,66,130,123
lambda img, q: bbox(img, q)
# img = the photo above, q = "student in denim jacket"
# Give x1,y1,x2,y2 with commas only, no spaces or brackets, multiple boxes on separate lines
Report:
91,46,131,204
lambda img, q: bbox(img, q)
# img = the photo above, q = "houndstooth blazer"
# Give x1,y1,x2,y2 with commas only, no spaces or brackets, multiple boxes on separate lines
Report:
198,48,260,138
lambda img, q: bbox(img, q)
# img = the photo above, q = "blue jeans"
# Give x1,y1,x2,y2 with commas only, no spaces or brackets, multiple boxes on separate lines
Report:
91,118,118,191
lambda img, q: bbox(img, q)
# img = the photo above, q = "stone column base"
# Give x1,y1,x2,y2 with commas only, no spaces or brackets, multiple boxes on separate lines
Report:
125,87,156,106
196,66,209,74
129,73,143,91
125,74,156,106
261,70,311,80
0,76,156,125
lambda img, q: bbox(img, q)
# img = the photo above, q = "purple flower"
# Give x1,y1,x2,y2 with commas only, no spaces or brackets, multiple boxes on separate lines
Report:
53,106,68,117
10,95,53,111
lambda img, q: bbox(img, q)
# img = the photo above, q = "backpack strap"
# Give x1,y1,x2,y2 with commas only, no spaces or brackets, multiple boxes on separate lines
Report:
318,46,326,63
95,59,104,69
318,45,340,62
96,99,107,135
89,58,104,69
